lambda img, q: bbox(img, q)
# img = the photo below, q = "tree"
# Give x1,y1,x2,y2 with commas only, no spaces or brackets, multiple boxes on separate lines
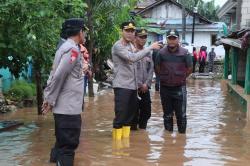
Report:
0,0,87,114
177,0,219,42
84,0,137,97
178,0,219,21
197,0,219,21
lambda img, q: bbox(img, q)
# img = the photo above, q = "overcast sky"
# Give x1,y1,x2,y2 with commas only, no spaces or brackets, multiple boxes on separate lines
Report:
203,0,227,7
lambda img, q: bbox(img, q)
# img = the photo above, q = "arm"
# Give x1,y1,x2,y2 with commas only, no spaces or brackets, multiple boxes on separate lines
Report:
185,53,193,77
154,51,161,74
112,43,152,63
145,55,154,87
44,48,79,106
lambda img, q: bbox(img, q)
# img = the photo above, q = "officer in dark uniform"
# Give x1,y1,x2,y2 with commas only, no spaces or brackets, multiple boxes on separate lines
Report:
132,28,154,130
42,18,86,166
155,29,192,134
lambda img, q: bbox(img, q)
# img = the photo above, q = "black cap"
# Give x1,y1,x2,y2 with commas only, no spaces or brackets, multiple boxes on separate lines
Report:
120,21,136,30
64,18,85,29
135,28,148,36
166,29,179,38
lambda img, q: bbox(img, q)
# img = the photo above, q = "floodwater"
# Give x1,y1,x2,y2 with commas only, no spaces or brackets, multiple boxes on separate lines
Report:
0,80,250,166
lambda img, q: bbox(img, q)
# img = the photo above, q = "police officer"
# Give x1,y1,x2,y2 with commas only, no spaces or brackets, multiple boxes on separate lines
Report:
132,28,154,130
155,29,192,134
42,18,86,166
112,21,161,140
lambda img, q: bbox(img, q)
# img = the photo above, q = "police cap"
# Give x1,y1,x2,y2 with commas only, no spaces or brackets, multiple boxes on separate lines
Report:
64,18,85,29
135,28,148,36
120,21,136,30
166,29,179,38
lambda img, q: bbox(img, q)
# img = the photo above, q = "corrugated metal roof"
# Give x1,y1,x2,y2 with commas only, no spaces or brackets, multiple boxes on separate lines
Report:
136,0,212,24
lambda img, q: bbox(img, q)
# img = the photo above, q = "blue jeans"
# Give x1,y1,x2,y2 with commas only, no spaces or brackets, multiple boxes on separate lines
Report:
83,75,88,96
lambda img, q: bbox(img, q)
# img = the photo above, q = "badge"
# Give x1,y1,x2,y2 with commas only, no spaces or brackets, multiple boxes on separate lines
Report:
70,49,79,63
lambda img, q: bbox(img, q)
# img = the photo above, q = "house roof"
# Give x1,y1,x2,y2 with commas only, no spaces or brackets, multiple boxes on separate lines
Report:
220,38,242,49
135,0,212,24
217,0,237,19
136,0,156,8
145,21,227,34
220,29,250,49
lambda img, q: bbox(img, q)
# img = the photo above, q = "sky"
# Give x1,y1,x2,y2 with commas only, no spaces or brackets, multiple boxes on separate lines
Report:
203,0,227,7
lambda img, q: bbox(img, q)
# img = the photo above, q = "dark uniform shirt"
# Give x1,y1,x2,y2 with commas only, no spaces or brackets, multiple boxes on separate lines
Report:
155,46,192,87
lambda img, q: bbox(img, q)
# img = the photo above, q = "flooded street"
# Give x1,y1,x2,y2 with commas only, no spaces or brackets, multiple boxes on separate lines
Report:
1,80,250,166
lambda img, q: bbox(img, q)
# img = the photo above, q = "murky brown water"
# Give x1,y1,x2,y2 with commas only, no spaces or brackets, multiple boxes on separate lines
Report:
1,80,250,166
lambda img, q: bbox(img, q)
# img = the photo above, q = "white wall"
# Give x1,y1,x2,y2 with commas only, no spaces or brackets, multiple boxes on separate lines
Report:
181,32,225,59
150,2,183,19
151,4,166,18
241,0,250,28
147,31,225,59
167,4,183,18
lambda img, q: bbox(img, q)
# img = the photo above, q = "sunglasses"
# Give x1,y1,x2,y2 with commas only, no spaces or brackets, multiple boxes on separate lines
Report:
138,35,147,39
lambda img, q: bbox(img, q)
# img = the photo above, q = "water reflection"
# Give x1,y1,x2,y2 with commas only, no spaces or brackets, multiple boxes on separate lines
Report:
0,80,250,166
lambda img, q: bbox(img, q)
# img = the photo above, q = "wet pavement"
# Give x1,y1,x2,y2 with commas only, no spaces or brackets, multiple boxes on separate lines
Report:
1,80,250,166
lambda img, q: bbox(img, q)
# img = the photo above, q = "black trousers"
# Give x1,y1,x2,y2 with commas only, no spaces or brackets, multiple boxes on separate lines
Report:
113,88,138,129
208,60,214,72
160,85,187,133
132,90,151,129
199,60,206,73
50,114,82,166
193,58,197,73
155,74,160,91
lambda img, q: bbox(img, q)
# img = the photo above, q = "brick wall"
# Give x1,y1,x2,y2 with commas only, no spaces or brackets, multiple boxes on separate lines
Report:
241,0,250,28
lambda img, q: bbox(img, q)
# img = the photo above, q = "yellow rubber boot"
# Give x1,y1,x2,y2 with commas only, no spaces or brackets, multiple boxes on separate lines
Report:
122,126,131,138
122,138,130,148
115,128,123,140
112,128,116,140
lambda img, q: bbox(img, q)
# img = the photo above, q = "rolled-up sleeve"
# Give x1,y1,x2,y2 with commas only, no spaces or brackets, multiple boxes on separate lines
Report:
112,43,152,63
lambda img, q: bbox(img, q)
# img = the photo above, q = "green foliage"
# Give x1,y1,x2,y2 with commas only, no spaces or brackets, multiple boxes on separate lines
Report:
85,0,138,81
0,0,87,78
0,0,88,112
4,81,36,101
178,0,219,21
197,0,219,21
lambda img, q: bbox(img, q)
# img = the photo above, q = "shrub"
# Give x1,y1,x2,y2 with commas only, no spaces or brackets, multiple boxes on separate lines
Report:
5,80,36,101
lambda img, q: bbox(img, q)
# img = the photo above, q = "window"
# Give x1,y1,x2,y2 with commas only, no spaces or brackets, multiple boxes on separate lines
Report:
246,19,250,27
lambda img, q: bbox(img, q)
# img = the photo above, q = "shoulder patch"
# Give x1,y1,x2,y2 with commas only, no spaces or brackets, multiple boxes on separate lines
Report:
70,48,79,63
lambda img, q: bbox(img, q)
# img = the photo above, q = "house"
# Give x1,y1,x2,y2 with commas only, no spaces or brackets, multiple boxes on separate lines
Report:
0,60,32,92
218,0,250,119
217,0,250,31
217,0,237,30
134,0,227,58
